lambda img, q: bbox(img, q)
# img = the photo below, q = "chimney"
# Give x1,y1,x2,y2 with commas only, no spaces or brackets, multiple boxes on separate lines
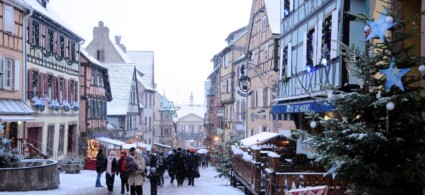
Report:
93,21,109,41
115,36,121,45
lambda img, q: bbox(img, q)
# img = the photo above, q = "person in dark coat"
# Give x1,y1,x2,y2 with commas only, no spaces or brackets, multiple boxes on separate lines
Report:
186,150,200,186
117,150,132,193
174,148,186,186
104,151,118,192
95,149,106,187
166,150,176,183
157,152,165,185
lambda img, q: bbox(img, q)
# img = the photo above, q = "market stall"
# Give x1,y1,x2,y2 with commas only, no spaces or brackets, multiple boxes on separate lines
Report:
84,137,126,170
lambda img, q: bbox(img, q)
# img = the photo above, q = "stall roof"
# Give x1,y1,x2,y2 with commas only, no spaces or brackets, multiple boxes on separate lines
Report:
240,132,294,147
122,142,152,151
95,137,126,146
153,143,171,148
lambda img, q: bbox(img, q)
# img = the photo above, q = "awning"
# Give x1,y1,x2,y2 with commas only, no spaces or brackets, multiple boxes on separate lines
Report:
0,115,35,121
94,137,126,146
272,101,333,114
0,99,35,115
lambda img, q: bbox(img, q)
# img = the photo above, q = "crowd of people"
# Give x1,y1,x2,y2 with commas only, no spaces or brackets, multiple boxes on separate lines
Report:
95,147,210,194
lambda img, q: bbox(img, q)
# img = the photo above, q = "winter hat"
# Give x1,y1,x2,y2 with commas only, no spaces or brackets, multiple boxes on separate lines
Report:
121,151,127,155
129,147,136,152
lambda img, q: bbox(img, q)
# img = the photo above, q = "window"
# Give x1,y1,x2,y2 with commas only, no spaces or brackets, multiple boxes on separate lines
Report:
47,29,54,52
189,125,194,134
263,43,269,61
261,16,267,31
222,53,228,68
181,125,186,133
321,15,332,64
3,5,14,34
58,125,65,154
59,35,65,57
96,50,104,61
47,125,54,156
33,21,40,46
306,28,316,68
1,58,13,90
282,0,292,18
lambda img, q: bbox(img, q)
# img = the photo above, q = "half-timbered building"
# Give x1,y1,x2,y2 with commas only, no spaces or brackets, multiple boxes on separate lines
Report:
23,0,83,159
273,0,368,130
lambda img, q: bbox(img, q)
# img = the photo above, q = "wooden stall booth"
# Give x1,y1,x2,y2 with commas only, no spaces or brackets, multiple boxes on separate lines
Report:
84,137,125,170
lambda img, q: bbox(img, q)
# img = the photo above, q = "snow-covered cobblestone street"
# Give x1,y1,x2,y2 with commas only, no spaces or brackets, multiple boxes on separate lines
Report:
0,166,243,195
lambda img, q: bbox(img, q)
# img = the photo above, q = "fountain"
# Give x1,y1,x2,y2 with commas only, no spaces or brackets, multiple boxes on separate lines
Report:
0,159,59,191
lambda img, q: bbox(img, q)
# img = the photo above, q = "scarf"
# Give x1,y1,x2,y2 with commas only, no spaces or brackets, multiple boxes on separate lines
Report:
106,156,115,175
121,156,127,171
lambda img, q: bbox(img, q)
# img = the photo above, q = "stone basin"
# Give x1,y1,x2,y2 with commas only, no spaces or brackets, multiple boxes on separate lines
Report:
0,159,59,191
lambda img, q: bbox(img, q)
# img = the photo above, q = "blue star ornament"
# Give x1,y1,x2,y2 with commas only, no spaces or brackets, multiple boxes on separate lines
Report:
366,9,396,42
379,58,410,92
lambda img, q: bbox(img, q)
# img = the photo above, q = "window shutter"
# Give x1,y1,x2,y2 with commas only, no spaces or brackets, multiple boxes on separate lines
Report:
312,25,318,66
13,60,21,91
74,44,78,62
56,77,61,101
39,24,44,48
51,75,56,100
302,32,307,72
282,0,285,19
44,73,48,96
4,5,14,34
64,78,68,102
287,42,292,78
0,57,4,89
267,88,272,106
316,19,323,64
289,0,293,12
38,72,44,96
258,88,263,107
74,81,79,102
64,38,69,58
330,9,339,59
27,69,33,97
56,34,61,55
68,79,72,102
53,32,57,54
45,28,50,51
28,19,34,44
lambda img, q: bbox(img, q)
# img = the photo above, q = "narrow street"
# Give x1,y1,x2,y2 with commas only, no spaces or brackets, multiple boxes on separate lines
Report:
0,166,243,195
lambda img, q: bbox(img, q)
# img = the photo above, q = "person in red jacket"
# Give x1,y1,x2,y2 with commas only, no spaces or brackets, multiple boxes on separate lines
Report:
117,150,132,193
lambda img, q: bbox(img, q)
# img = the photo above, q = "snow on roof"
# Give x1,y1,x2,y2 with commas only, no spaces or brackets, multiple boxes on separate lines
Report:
105,64,135,115
136,71,154,91
267,152,280,158
112,43,132,64
95,137,126,146
154,143,171,148
264,0,281,35
23,0,83,40
176,104,206,119
240,132,278,146
159,94,173,111
127,51,154,89
80,47,105,69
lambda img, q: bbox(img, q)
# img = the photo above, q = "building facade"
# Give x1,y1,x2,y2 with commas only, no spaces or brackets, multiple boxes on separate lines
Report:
79,48,112,153
0,0,34,154
273,0,368,130
152,93,176,147
85,21,140,141
244,0,281,136
24,0,83,159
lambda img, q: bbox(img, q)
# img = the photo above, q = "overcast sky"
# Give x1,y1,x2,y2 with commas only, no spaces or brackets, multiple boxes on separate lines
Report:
49,0,252,105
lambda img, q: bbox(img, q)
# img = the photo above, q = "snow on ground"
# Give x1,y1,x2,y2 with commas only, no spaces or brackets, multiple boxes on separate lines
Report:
0,166,244,195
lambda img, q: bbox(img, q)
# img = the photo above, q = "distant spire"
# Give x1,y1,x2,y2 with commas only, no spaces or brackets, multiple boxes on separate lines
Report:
190,92,193,106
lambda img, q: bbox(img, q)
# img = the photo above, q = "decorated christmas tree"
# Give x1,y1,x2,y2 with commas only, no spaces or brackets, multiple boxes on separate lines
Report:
212,132,243,180
300,6,425,194
0,123,21,168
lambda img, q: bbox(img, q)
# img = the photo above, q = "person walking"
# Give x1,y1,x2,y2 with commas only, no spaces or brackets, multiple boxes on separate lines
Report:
157,152,165,185
166,150,176,183
128,148,146,195
186,150,200,186
95,149,106,187
104,151,118,193
174,148,186,186
117,151,131,193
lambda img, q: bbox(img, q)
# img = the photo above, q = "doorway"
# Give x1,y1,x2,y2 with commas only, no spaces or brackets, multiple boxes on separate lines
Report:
67,125,77,154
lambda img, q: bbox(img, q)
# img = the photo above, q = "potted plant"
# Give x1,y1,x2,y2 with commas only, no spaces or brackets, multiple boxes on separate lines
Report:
71,101,79,111
61,100,70,112
31,96,45,112
48,99,59,111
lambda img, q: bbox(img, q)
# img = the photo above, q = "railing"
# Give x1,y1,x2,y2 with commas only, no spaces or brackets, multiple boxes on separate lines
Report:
18,138,58,160
232,155,262,195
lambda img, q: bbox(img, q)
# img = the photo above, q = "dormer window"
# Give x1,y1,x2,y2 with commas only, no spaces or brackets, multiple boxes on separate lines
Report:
37,0,47,8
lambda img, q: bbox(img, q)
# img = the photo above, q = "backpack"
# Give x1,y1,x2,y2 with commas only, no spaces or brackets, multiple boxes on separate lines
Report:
126,161,139,175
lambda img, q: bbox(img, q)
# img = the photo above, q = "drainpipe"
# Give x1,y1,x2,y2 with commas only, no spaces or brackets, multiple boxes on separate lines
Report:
23,9,33,101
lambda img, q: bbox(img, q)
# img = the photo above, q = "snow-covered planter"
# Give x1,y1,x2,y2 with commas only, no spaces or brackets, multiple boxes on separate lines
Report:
61,100,70,112
32,97,45,112
71,101,79,111
48,99,60,111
